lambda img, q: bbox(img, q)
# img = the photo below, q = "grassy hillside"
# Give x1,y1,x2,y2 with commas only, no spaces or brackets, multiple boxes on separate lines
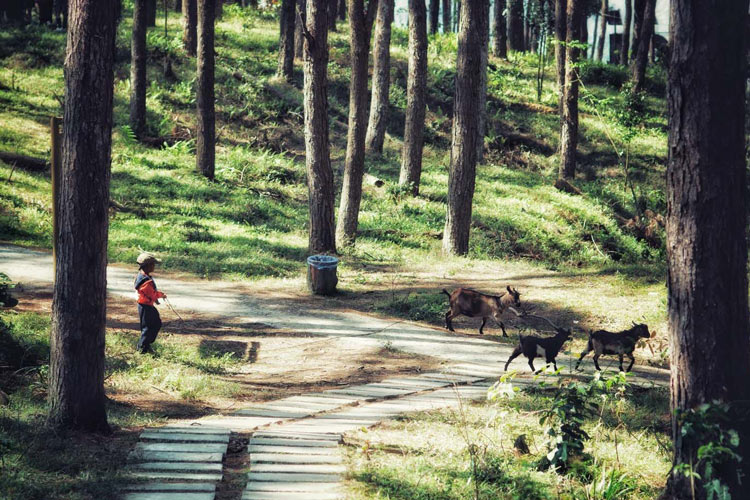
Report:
0,3,668,282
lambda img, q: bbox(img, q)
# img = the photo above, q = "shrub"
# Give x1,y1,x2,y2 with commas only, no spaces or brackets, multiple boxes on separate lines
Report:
578,61,628,88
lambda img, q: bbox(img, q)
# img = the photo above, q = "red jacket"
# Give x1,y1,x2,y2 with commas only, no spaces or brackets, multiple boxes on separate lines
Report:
135,273,165,306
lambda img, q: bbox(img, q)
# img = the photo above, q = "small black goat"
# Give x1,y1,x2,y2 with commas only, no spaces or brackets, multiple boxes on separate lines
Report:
442,286,522,337
575,323,651,372
504,315,572,373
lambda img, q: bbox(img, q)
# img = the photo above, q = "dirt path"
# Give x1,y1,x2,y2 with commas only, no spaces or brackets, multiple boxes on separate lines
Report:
0,244,669,385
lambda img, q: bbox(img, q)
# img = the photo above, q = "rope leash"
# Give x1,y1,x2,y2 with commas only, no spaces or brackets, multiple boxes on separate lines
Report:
163,297,185,325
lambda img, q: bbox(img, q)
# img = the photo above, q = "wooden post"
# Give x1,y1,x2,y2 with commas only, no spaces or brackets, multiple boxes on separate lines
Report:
50,116,62,275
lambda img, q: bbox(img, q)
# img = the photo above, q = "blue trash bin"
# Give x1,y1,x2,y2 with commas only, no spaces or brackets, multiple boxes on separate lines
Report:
307,255,339,295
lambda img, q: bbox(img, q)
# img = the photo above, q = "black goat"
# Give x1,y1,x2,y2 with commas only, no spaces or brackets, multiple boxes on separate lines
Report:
504,315,572,373
575,323,651,372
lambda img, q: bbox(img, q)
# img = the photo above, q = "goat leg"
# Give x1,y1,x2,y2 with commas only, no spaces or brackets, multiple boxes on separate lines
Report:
626,353,636,372
504,346,523,371
499,321,508,337
618,354,625,372
593,354,602,371
479,317,486,335
445,311,455,332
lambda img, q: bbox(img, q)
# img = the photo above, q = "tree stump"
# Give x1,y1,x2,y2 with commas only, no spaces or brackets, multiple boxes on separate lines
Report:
307,255,338,295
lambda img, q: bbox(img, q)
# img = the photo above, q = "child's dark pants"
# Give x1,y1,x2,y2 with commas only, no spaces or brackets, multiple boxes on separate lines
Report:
137,304,162,353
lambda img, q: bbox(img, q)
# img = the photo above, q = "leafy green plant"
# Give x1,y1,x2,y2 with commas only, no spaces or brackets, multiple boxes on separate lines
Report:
581,467,636,500
0,273,17,307
674,402,742,500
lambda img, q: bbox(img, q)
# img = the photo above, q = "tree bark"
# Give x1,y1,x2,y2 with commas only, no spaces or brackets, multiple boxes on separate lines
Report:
441,0,449,32
554,0,566,110
278,0,296,82
304,0,336,254
507,0,524,51
493,0,507,58
442,0,489,256
328,0,337,30
338,0,346,19
146,0,157,25
630,0,643,63
631,0,654,93
619,0,631,65
476,0,489,162
365,0,394,154
294,0,306,59
182,0,197,56
429,0,438,34
130,0,148,138
398,0,427,195
663,1,750,497
215,0,222,18
557,0,581,180
196,0,215,180
38,0,53,24
48,0,118,433
335,0,378,248
595,0,606,61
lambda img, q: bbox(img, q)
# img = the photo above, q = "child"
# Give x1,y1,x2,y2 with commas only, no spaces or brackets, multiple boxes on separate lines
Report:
135,252,167,354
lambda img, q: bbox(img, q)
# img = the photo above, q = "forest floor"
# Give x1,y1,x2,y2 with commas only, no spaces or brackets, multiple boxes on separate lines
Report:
0,3,674,499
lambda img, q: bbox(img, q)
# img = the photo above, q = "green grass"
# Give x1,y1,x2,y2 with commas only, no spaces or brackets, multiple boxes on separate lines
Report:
0,2,669,283
0,308,245,499
345,375,671,499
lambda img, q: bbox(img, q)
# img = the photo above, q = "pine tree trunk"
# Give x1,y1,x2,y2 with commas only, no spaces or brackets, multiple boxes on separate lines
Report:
130,0,148,138
476,0,489,162
442,0,489,256
663,1,750,497
429,0,438,34
595,0,606,61
493,0,507,59
338,0,345,19
558,0,580,180
147,0,157,25
399,0,427,195
507,0,524,51
554,0,566,110
619,0,631,65
630,0,643,67
335,0,377,248
365,0,394,154
328,0,337,30
196,0,215,180
38,0,53,24
48,0,118,433
278,0,296,82
183,0,197,56
441,0,450,32
631,0,654,92
304,0,336,254
215,0,222,18
295,0,306,59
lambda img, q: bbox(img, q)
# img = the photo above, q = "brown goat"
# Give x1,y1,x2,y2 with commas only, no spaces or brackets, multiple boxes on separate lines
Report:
575,323,651,372
442,286,521,336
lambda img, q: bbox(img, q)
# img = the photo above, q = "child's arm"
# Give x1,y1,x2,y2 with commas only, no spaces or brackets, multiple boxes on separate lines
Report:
138,281,164,303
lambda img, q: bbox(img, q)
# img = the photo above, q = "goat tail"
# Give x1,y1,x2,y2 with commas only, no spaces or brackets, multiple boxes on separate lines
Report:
441,288,451,298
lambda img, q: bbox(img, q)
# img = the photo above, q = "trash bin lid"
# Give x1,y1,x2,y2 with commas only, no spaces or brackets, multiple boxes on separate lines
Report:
307,255,339,269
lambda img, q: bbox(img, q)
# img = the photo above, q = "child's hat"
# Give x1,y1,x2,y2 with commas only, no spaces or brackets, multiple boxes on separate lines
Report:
136,252,161,266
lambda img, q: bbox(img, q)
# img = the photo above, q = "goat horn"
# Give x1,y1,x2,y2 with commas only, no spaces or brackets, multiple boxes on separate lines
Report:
521,313,560,330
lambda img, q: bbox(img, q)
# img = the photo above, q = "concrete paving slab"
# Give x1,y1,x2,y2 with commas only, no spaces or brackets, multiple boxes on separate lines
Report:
188,416,283,432
249,437,338,448
234,408,312,419
258,401,342,411
242,492,342,500
247,444,339,455
377,378,452,388
244,481,342,493
251,431,341,442
132,462,223,472
140,432,230,443
122,493,214,500
281,395,361,406
249,463,346,474
129,451,224,463
129,471,223,481
247,472,341,482
249,453,342,465
153,426,231,435
135,442,227,455
122,482,216,492
324,387,412,399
